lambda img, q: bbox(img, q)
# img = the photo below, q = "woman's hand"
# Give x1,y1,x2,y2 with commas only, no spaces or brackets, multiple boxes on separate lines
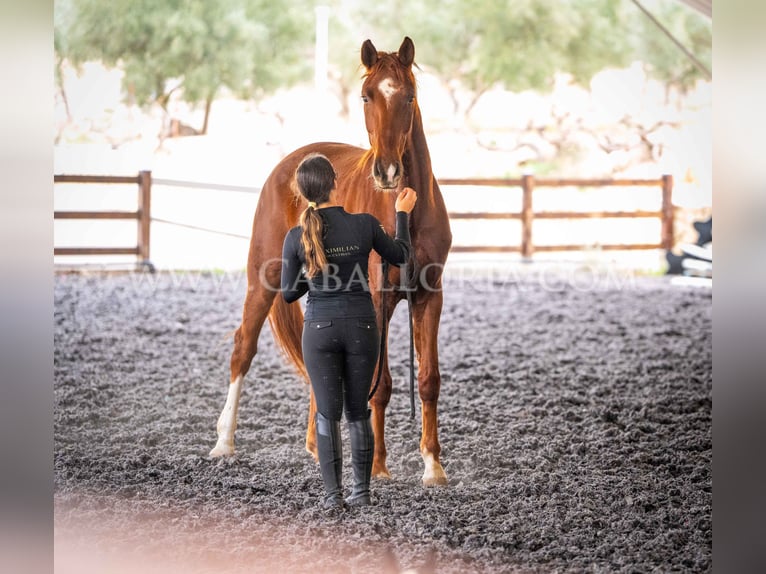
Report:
395,187,417,213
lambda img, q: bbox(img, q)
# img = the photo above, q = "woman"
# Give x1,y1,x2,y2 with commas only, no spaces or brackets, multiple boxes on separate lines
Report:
281,152,416,510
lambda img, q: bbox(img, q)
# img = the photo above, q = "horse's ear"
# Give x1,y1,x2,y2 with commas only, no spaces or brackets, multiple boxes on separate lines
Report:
361,39,378,70
397,36,415,68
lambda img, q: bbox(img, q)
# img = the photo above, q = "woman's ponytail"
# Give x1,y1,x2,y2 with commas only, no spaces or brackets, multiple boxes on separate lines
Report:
294,153,336,277
300,204,328,277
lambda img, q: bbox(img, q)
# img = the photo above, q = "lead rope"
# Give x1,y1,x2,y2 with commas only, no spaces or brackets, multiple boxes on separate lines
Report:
406,284,416,420
368,261,389,403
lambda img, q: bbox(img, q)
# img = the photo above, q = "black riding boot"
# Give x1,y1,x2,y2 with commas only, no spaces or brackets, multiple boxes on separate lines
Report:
345,410,374,507
315,412,345,510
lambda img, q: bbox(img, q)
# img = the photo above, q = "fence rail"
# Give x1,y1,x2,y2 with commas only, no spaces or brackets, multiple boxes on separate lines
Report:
440,174,674,256
53,171,153,270
54,171,674,268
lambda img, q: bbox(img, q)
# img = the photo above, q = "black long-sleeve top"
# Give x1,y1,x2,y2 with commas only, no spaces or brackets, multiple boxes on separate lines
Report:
281,206,411,320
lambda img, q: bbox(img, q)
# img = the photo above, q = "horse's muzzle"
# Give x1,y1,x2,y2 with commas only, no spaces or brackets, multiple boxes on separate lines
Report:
373,159,402,190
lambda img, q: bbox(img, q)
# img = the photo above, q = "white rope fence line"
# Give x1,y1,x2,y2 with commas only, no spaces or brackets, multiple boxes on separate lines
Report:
151,217,251,240
152,178,262,194
150,178,260,239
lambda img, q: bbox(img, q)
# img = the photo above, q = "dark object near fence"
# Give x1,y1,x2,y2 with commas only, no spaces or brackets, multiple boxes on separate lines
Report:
693,217,712,245
665,216,712,277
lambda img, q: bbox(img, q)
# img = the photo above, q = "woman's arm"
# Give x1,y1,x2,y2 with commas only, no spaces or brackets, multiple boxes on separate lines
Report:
281,229,310,303
371,187,417,265
371,211,411,265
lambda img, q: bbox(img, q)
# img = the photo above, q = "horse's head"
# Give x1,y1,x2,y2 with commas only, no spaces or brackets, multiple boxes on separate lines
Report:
360,36,417,191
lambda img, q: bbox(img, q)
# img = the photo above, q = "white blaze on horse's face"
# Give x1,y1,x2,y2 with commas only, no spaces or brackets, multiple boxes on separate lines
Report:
365,74,408,190
378,77,399,107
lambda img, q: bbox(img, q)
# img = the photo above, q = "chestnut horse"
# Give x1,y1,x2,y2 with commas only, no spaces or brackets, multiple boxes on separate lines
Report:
209,37,452,486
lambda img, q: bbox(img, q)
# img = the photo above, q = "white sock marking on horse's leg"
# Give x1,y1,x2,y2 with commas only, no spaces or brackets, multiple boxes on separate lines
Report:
209,375,243,457
421,450,448,486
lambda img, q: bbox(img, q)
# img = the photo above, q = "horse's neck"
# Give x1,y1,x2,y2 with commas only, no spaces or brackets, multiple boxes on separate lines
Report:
405,107,439,216
404,109,430,193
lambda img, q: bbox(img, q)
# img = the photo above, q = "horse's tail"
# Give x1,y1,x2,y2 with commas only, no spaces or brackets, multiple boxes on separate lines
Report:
268,294,308,382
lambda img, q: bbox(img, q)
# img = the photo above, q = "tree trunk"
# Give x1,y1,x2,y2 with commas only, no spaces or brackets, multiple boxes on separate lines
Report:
200,93,214,135
55,57,71,122
337,81,351,120
463,86,488,123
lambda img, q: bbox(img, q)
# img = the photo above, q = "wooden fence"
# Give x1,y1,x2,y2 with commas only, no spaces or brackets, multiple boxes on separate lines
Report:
54,171,673,267
54,171,153,270
441,174,674,257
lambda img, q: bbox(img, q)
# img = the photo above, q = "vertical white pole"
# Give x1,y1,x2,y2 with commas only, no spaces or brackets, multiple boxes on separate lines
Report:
314,5,330,92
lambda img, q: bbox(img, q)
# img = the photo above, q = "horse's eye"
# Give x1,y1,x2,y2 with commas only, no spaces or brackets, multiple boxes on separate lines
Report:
408,95,415,104
361,95,369,104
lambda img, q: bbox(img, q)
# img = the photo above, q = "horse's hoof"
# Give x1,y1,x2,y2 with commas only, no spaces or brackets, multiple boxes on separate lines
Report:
422,472,448,487
421,453,448,486
209,441,235,458
372,467,392,480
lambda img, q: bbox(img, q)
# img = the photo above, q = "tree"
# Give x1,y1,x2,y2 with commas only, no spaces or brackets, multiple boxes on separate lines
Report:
54,0,76,125
55,0,314,134
314,0,709,177
322,0,636,120
631,0,712,93
323,0,709,118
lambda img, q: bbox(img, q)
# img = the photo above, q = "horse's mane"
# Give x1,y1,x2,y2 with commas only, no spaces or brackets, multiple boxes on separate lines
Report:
356,148,374,173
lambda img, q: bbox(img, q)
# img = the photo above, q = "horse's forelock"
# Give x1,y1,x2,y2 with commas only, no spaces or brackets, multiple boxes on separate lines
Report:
362,52,416,90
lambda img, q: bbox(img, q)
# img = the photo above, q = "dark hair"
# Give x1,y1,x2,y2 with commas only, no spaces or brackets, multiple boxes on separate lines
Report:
294,153,336,277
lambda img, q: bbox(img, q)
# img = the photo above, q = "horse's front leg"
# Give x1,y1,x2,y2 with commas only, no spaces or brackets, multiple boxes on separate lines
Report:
368,269,395,479
412,289,448,486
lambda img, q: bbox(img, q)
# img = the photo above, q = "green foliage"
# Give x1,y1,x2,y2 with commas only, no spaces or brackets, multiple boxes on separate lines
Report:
633,0,712,90
563,0,637,84
322,0,630,95
55,0,314,108
55,0,711,116
324,0,709,97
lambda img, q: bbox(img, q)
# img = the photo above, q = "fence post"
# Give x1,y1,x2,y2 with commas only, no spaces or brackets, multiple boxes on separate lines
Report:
661,174,674,250
138,170,153,271
521,174,534,259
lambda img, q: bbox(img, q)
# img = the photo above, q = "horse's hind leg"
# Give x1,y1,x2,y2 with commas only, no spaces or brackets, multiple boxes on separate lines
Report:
306,387,318,461
210,280,277,457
